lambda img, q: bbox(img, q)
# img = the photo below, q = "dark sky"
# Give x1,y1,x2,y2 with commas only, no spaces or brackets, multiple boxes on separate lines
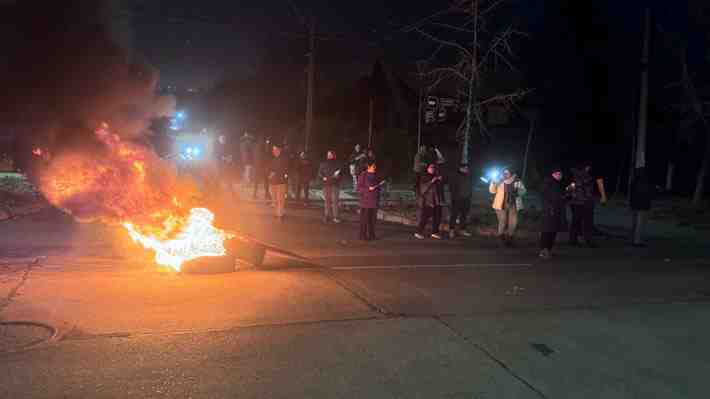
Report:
125,0,450,88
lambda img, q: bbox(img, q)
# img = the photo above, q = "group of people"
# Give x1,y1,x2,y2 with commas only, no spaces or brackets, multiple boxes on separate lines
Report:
215,133,652,255
214,134,381,231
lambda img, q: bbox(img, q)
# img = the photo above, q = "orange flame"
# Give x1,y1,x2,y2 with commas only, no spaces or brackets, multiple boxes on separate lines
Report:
124,208,234,271
38,123,232,270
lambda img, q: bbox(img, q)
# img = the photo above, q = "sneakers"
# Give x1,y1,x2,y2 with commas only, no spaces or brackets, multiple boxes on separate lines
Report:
460,231,472,237
332,218,342,224
431,233,442,240
414,233,426,240
539,248,551,259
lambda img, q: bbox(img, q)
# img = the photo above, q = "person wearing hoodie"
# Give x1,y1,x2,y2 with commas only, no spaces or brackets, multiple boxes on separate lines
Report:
489,168,527,246
318,150,344,223
448,164,473,238
357,160,382,241
569,163,598,247
415,163,445,240
539,167,570,259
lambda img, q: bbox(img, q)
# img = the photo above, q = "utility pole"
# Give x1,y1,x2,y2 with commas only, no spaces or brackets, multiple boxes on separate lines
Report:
632,7,651,244
635,8,651,170
368,97,374,148
522,116,535,182
416,62,425,150
304,17,316,153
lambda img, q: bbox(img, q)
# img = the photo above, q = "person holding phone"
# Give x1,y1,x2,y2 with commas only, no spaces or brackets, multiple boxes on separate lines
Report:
357,160,382,241
318,150,343,223
489,168,527,247
415,163,445,240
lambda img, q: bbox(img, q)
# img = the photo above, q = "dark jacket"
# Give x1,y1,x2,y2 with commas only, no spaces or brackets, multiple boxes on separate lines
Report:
239,136,255,165
357,171,381,209
349,150,366,167
254,141,271,170
294,157,316,181
541,177,569,233
268,155,289,185
630,172,653,211
449,171,472,200
318,159,344,186
413,150,434,173
418,173,444,208
570,168,595,205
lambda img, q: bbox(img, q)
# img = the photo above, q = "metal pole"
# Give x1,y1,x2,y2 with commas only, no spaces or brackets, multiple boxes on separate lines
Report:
416,63,424,150
368,97,374,148
417,85,423,150
522,116,535,182
635,8,651,170
305,17,315,153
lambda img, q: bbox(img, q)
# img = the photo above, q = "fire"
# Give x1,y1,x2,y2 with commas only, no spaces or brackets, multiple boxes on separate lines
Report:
124,208,234,271
38,123,233,270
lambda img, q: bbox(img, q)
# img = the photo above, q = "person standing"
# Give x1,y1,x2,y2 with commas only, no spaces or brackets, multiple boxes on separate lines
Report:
630,168,652,247
318,150,343,223
539,167,569,259
415,163,444,240
214,134,238,198
448,164,473,238
349,144,366,189
239,131,255,184
294,151,315,203
489,168,527,246
569,163,597,247
413,145,433,195
357,160,381,241
268,143,289,221
252,137,272,200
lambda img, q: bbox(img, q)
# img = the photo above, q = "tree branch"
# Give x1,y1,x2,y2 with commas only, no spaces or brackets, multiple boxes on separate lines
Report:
414,27,474,59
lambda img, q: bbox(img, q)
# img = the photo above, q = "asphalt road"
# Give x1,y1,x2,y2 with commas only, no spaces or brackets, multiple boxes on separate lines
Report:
1,198,709,398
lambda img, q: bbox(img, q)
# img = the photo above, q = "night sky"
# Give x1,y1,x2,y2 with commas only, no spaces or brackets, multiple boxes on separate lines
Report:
125,0,449,88
1,0,704,192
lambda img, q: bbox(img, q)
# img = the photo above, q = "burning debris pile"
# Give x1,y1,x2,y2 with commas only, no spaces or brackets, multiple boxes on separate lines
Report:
4,1,234,271
39,123,233,271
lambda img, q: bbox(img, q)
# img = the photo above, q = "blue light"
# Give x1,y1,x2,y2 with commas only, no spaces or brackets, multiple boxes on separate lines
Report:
185,147,194,154
192,147,201,156
176,111,186,120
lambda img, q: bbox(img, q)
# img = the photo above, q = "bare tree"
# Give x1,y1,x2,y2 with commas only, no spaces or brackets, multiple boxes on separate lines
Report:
415,0,530,164
660,1,710,206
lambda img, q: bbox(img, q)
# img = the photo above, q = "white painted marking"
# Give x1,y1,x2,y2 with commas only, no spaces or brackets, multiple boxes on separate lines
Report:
330,263,533,271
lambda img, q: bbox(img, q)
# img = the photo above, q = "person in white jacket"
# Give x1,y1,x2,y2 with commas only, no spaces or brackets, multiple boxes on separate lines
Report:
489,168,527,247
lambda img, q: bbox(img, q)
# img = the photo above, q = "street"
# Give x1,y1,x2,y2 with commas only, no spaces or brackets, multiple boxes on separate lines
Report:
1,197,710,398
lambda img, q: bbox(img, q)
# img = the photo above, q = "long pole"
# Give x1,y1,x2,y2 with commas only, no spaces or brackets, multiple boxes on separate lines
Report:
417,79,423,150
368,97,374,148
635,8,651,170
304,17,315,152
522,116,535,181
632,7,651,242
